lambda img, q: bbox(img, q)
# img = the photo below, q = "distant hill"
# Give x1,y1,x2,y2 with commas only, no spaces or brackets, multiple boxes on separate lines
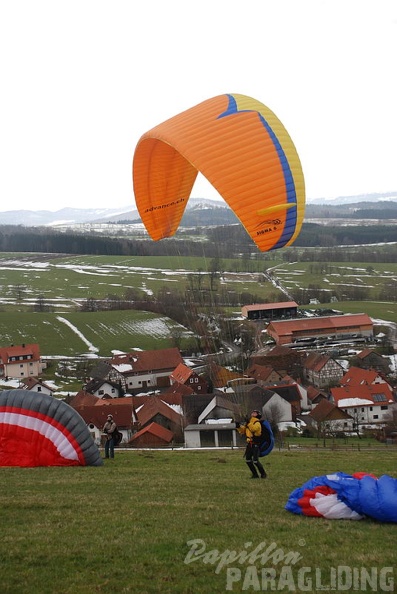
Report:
0,198,233,227
0,206,135,226
307,191,397,205
0,193,396,227
305,200,397,220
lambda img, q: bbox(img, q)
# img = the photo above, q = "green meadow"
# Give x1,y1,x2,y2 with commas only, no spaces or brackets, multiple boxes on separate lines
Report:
0,251,395,319
0,310,187,357
1,448,396,594
0,253,273,304
0,251,395,385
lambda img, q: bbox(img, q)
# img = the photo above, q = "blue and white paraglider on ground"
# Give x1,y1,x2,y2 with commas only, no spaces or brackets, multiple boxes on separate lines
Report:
286,471,397,522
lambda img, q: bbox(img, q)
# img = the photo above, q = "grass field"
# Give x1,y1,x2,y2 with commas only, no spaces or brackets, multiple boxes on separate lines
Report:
0,310,192,357
1,252,396,316
0,251,395,392
1,448,396,594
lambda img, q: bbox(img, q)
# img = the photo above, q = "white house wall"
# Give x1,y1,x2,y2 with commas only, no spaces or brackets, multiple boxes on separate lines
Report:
342,404,390,425
4,361,42,378
93,382,120,398
125,372,169,391
264,394,293,422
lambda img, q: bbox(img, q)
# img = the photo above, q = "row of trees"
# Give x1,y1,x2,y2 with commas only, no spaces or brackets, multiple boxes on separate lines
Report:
283,243,397,263
1,223,396,259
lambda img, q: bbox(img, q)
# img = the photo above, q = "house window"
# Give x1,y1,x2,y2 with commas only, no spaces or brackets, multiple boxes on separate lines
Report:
381,406,388,410
99,390,104,395
361,408,364,413
373,415,379,419
37,386,42,392
370,407,373,411
20,364,23,368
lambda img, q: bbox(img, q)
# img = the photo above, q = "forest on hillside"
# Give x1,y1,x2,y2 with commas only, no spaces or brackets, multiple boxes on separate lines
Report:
0,222,395,260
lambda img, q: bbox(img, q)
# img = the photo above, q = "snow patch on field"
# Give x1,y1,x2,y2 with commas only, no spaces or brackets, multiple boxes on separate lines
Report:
57,316,99,353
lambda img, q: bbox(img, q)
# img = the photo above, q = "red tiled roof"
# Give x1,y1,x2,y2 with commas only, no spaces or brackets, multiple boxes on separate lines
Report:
304,352,333,372
0,342,41,363
267,313,373,337
71,398,134,428
247,364,278,382
95,396,134,407
70,391,99,407
170,363,194,384
306,385,327,403
20,377,53,391
163,383,195,398
331,383,394,405
340,367,386,386
309,399,352,422
135,396,182,427
110,347,183,374
356,348,374,360
129,422,174,444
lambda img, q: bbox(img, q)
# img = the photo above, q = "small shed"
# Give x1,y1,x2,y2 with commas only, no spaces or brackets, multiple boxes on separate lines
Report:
129,422,175,448
184,422,243,449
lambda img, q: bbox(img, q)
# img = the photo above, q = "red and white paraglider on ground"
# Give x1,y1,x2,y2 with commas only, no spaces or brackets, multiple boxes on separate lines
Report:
0,390,102,467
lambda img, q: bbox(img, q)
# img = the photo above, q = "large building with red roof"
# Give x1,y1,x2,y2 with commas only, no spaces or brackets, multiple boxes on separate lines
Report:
266,313,373,345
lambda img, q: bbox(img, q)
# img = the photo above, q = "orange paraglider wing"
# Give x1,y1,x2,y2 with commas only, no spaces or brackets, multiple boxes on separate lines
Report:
133,93,305,252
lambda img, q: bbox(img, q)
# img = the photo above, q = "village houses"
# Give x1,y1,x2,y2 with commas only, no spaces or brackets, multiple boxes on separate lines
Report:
0,343,44,379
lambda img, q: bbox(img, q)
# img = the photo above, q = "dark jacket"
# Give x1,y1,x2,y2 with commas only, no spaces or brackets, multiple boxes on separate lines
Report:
102,420,117,441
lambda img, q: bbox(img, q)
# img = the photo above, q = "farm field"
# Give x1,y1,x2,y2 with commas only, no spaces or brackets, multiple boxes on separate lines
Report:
0,252,283,309
0,310,191,357
0,250,395,390
275,260,397,298
0,252,395,319
1,448,396,594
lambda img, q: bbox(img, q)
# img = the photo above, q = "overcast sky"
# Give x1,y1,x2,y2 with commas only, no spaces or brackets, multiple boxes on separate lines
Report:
1,0,396,213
